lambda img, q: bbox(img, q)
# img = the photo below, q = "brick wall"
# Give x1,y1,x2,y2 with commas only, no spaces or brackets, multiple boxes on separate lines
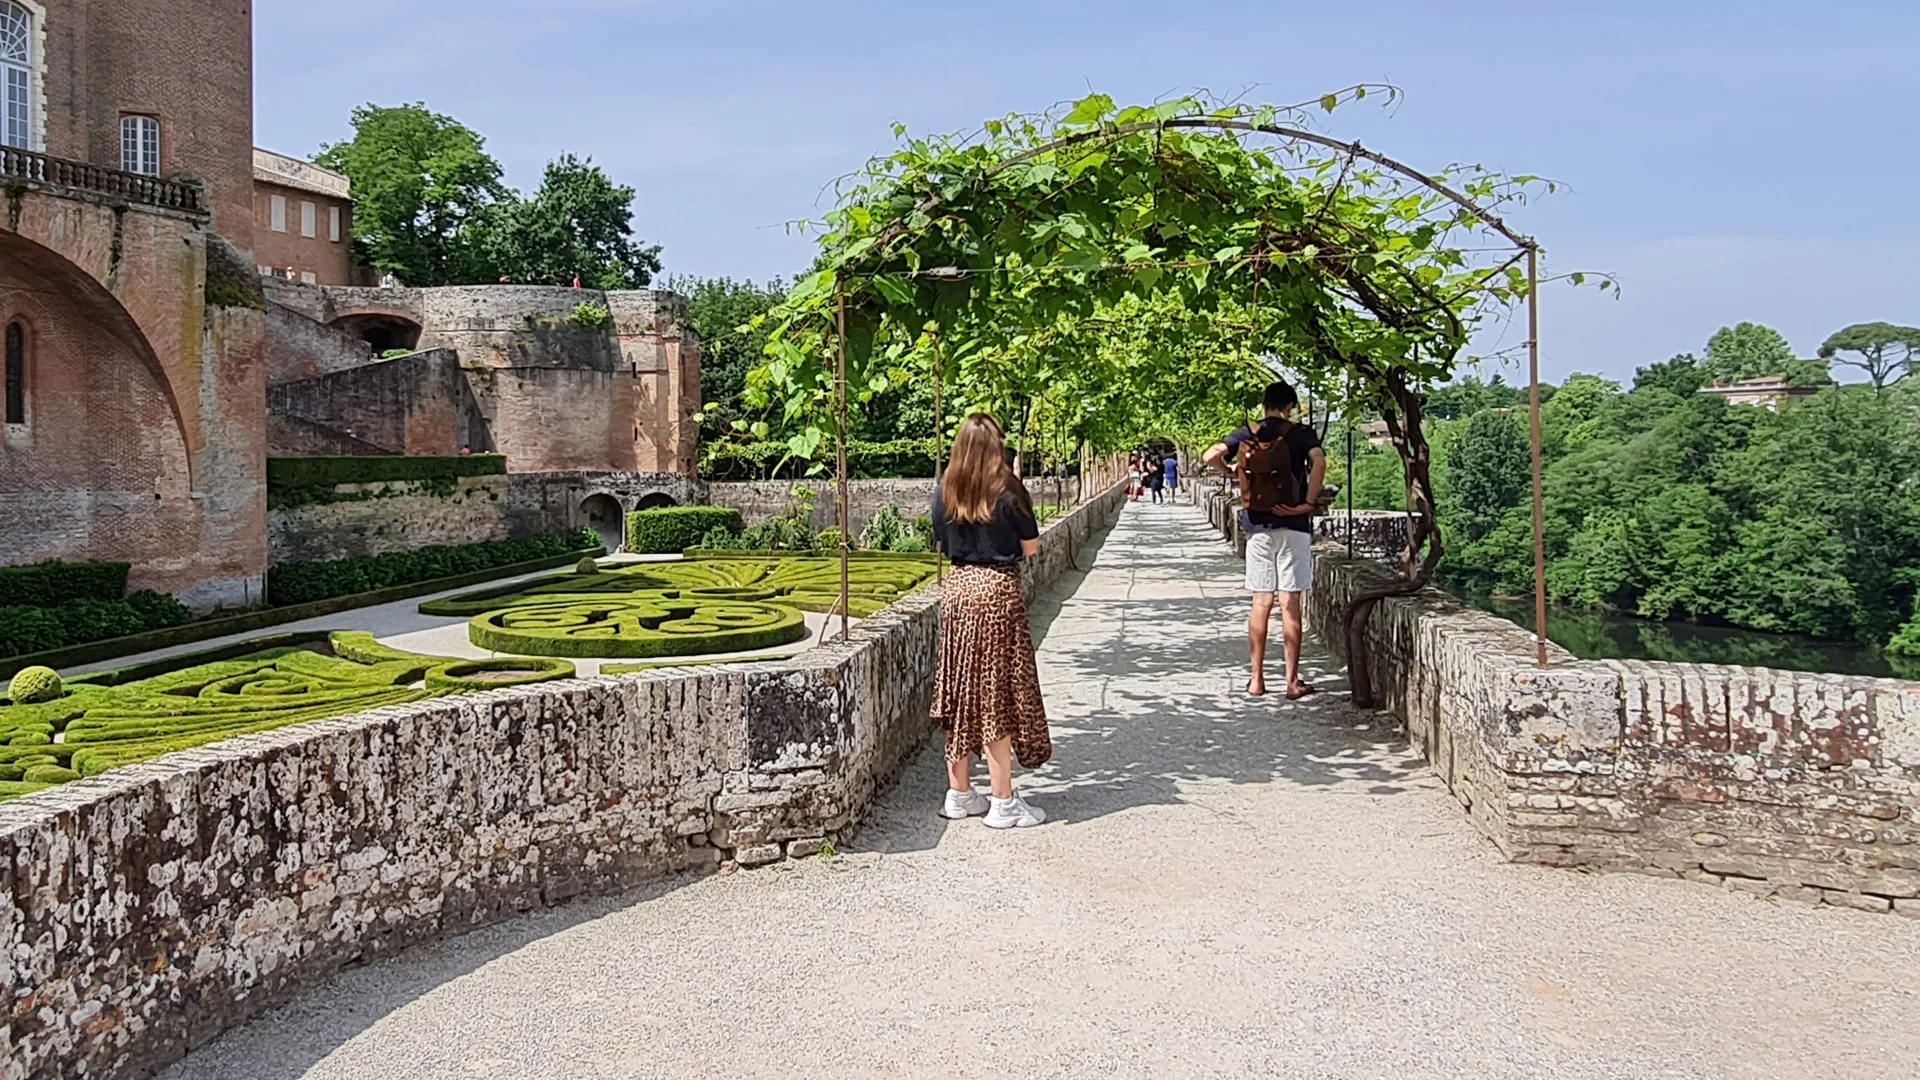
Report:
268,475,513,563
263,300,373,385
0,483,1126,1080
251,180,352,286
268,349,488,457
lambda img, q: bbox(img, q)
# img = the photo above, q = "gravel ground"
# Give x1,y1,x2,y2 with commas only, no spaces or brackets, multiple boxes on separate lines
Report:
163,500,1920,1080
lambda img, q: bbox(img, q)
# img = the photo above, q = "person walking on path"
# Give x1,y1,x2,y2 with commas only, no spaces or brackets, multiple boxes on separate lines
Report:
1163,454,1180,501
1147,456,1166,503
930,414,1051,829
1203,381,1326,700
1128,455,1144,501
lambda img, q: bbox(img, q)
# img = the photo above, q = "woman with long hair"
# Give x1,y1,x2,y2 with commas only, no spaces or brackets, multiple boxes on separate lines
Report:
930,414,1050,828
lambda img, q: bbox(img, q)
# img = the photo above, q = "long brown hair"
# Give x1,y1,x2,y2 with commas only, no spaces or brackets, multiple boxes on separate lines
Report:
943,413,1028,524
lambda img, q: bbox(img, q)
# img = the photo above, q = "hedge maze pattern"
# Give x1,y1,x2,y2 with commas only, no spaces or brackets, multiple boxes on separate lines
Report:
0,632,574,804
424,554,937,660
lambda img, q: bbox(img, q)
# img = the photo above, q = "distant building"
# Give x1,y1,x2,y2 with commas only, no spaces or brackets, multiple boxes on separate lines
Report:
1697,375,1825,412
252,147,354,286
1360,419,1393,447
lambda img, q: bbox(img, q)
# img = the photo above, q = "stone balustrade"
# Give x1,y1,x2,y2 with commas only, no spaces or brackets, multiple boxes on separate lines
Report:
1191,494,1920,916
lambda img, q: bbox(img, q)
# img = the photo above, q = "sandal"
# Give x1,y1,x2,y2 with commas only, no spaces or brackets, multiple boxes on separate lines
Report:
1286,683,1318,701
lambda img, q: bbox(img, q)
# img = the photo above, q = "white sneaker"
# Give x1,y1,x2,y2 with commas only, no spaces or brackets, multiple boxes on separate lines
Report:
940,787,991,820
984,795,1046,829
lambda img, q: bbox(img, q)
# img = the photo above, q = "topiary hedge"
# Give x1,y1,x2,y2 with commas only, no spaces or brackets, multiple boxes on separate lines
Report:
0,561,131,606
266,454,507,489
469,597,806,659
268,531,597,606
424,657,576,692
0,591,194,662
625,506,742,554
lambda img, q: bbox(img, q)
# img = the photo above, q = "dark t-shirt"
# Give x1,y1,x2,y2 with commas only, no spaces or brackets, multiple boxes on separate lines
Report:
1223,417,1323,534
931,484,1040,565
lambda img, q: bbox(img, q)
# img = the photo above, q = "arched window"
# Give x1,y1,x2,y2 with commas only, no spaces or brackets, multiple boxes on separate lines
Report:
0,2,30,150
4,321,23,424
121,115,160,175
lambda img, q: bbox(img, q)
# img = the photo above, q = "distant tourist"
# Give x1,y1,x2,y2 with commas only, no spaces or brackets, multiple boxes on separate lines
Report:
572,275,583,289
1202,380,1326,700
379,272,398,289
930,414,1050,829
1128,455,1143,501
1147,456,1166,503
1163,454,1180,499
459,446,471,457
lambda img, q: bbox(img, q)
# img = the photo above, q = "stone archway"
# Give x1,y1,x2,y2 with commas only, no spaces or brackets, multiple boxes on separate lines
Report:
331,312,424,355
579,493,626,552
635,491,678,511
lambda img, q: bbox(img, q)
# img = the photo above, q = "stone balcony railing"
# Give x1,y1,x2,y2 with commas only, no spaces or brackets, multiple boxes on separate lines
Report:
0,145,207,215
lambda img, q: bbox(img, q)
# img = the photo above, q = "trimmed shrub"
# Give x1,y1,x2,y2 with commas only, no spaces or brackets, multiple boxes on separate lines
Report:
424,658,576,692
0,608,67,660
625,506,742,555
267,531,597,606
0,561,130,607
468,597,807,659
266,454,507,489
7,667,62,704
576,556,602,575
127,590,192,631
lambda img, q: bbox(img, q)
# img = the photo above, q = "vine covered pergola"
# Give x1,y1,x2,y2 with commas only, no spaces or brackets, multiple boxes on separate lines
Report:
750,88,1584,702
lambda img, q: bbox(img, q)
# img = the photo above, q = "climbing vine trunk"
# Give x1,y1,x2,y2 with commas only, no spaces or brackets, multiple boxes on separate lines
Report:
1341,371,1443,710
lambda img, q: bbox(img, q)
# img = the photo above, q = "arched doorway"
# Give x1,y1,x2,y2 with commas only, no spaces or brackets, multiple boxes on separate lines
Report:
635,492,678,511
332,312,423,356
579,493,625,553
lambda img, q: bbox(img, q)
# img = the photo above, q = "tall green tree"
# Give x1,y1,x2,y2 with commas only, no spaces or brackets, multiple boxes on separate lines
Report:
1446,409,1531,544
672,276,787,445
315,103,510,286
1818,321,1920,391
476,154,663,288
1703,322,1828,387
1633,353,1708,395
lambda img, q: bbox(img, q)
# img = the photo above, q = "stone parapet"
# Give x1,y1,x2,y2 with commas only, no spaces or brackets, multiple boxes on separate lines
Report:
0,483,1126,1080
1190,499,1920,914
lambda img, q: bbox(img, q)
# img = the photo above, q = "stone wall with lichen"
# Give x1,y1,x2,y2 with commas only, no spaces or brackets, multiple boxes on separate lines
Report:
1301,540,1920,915
0,483,1126,1080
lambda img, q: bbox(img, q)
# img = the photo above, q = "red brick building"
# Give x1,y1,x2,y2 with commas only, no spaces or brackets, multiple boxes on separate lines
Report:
252,147,354,286
0,0,267,609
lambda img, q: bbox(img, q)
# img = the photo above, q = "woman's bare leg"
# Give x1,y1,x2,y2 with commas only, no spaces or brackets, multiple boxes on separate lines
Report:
947,753,971,793
985,737,1015,799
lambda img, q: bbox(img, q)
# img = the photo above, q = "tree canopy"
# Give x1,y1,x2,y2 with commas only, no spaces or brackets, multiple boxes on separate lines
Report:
318,104,662,288
1819,321,1920,391
1702,321,1828,387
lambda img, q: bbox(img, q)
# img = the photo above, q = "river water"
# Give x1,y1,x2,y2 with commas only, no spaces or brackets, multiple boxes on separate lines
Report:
1455,592,1920,682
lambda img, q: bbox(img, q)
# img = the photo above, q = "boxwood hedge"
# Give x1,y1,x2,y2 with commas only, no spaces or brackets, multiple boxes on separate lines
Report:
0,560,131,607
625,507,742,555
268,530,598,606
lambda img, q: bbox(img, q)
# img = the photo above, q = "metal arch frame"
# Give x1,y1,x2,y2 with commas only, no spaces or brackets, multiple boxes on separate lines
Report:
824,112,1552,667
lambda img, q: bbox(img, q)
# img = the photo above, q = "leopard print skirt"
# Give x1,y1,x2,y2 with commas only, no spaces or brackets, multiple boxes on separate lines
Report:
930,563,1052,768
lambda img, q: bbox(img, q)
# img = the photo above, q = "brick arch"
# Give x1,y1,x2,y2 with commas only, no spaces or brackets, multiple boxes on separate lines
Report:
0,229,194,485
328,309,423,354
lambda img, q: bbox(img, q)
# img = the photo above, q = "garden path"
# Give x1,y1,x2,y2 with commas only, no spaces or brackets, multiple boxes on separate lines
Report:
162,499,1920,1080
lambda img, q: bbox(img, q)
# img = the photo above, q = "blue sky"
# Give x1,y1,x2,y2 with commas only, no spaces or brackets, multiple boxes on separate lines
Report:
255,1,1918,386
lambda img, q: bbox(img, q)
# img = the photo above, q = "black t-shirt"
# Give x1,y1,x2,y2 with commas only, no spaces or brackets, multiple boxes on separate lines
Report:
1223,417,1323,534
931,484,1039,565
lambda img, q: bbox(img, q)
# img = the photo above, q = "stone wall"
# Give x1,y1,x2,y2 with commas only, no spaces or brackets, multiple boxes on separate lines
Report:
0,481,1125,1080
268,475,513,563
268,349,489,458
1304,543,1920,915
263,299,371,385
1188,480,1412,564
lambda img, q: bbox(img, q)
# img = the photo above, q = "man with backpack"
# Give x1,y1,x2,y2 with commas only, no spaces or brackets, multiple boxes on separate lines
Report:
1202,380,1326,700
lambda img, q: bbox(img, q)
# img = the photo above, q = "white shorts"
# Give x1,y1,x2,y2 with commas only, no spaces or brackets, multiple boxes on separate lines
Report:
1245,528,1313,594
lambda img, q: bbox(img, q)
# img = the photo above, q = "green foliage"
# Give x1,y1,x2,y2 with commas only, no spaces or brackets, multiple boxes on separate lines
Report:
1704,322,1828,387
1819,321,1920,391
7,667,61,704
470,597,807,659
1435,378,1920,648
0,591,195,662
423,658,576,692
475,154,662,289
857,504,931,552
1633,354,1708,396
315,103,512,286
267,454,507,489
380,348,415,359
567,301,612,330
1889,600,1920,657
1445,410,1530,544
670,276,788,445
1425,375,1527,421
576,556,602,575
267,531,596,606
702,438,942,480
0,560,130,606
625,507,743,555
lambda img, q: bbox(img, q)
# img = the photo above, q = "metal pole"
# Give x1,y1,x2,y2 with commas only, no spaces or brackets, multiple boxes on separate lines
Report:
1527,246,1547,667
1345,368,1355,553
933,341,945,586
835,284,851,643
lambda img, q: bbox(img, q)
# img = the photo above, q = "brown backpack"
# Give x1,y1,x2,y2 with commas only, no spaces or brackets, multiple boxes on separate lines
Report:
1237,421,1302,514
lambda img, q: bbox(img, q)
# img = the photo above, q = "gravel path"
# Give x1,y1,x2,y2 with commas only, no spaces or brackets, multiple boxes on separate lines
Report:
163,500,1920,1080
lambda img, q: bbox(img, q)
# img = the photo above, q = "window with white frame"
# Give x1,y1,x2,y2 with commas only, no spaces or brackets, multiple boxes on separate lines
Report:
1,2,31,150
269,194,286,233
120,115,160,175
300,200,315,238
329,205,341,242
